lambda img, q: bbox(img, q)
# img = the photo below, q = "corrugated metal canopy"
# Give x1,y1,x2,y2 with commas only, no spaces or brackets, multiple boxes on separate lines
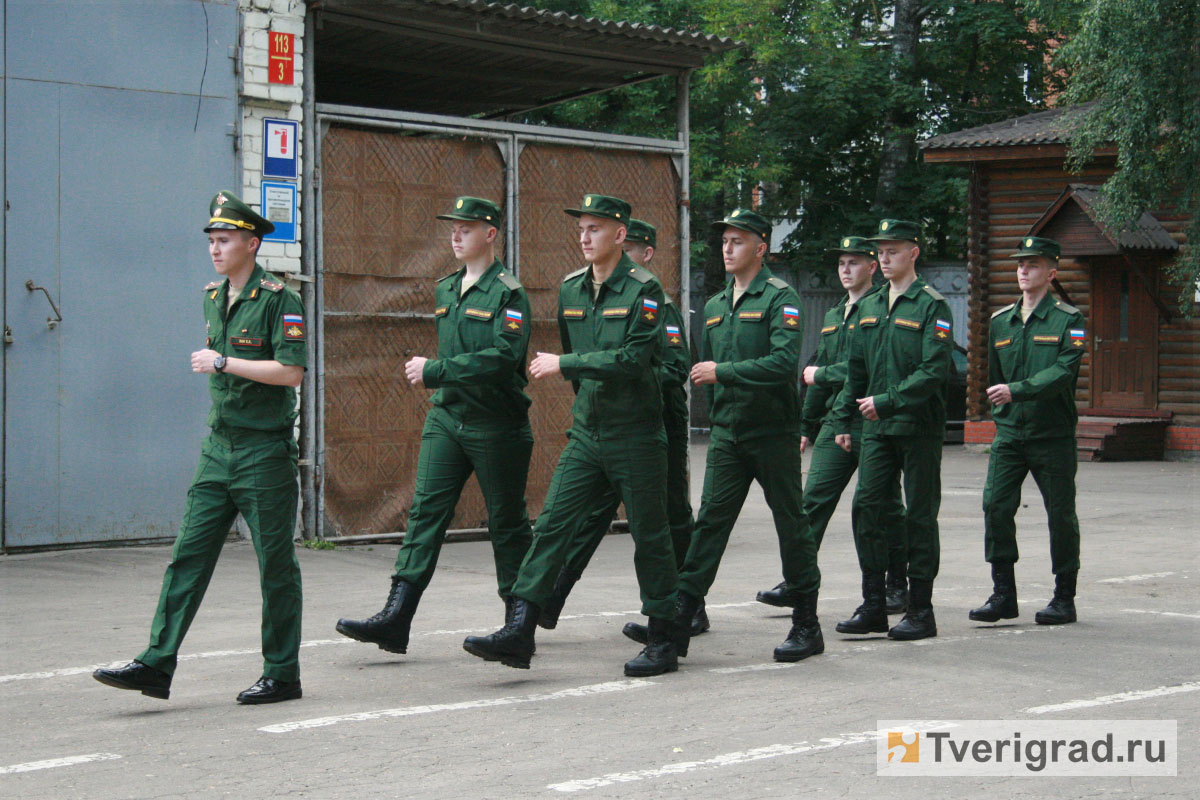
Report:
310,0,740,117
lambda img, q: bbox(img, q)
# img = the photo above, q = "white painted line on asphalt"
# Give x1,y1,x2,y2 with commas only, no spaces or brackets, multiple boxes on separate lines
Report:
0,753,121,775
1022,681,1200,714
259,679,654,734
941,489,982,496
547,722,954,792
1122,609,1200,620
1098,572,1176,584
0,639,357,686
709,627,1054,674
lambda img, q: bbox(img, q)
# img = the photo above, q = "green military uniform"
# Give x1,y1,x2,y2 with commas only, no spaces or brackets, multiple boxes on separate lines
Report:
983,241,1084,574
509,199,677,622
390,255,534,594
676,212,819,607
830,219,951,639
138,192,306,684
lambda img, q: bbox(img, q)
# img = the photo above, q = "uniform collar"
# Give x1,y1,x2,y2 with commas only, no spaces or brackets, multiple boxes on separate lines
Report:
1003,291,1055,326
898,275,927,301
457,258,505,296
214,263,266,307
725,265,772,301
580,252,637,297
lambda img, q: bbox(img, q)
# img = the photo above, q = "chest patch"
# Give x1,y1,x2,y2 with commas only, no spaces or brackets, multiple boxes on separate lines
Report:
706,314,724,328
434,306,449,317
737,310,764,321
603,306,629,319
562,307,586,320
859,316,879,327
821,325,838,335
463,307,493,321
994,337,1013,349
1033,334,1060,344
231,336,263,348
893,317,922,330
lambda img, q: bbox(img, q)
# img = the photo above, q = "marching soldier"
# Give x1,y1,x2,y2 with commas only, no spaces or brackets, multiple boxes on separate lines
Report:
829,219,953,641
463,194,681,677
537,218,704,636
672,209,823,663
93,191,307,704
756,236,908,612
970,236,1084,625
335,197,535,654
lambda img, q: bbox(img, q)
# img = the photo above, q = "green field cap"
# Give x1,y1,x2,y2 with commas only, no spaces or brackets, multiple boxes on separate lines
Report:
826,235,877,258
565,194,632,223
867,218,921,244
713,208,772,240
1011,235,1061,260
626,218,657,247
436,196,502,226
204,191,274,236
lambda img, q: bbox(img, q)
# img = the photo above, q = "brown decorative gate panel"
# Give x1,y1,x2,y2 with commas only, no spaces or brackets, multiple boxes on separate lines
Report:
322,126,505,536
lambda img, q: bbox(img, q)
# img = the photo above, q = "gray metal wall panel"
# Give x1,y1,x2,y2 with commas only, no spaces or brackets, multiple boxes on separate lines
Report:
4,1,238,548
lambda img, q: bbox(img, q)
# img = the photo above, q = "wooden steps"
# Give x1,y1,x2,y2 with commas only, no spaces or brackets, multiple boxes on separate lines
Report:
1076,410,1172,461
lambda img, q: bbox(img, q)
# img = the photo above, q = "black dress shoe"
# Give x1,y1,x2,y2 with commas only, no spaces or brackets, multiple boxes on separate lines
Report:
236,676,302,704
93,661,171,700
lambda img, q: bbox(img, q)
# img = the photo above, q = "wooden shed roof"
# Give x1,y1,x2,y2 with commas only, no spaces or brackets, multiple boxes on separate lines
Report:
920,103,1108,163
310,0,741,117
1032,184,1179,253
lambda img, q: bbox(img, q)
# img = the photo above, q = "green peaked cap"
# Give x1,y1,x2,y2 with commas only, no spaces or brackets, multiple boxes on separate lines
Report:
826,235,877,258
713,208,771,240
626,218,657,247
867,218,922,244
436,196,502,226
1011,235,1061,260
564,194,632,223
204,190,274,236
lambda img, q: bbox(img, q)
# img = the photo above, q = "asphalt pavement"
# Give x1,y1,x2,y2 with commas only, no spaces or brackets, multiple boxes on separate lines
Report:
1,445,1196,799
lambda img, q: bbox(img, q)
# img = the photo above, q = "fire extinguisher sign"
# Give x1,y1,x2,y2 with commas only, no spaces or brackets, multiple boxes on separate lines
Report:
262,118,299,180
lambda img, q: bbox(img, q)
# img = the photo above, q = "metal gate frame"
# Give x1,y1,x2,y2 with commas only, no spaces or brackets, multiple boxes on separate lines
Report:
303,95,692,540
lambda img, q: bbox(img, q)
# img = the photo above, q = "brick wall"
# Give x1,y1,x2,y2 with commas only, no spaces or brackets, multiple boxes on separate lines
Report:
965,420,996,445
239,0,305,277
1165,426,1200,452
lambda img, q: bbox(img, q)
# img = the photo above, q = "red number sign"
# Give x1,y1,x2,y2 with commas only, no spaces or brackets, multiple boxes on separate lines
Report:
268,32,294,85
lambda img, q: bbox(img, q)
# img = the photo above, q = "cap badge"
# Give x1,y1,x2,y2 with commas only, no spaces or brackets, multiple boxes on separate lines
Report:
731,210,740,217
456,199,464,209
843,238,850,247
216,194,227,205
881,221,889,231
1026,238,1034,247
585,196,593,207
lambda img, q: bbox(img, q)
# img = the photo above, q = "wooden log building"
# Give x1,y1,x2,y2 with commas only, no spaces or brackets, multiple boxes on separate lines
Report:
923,105,1199,460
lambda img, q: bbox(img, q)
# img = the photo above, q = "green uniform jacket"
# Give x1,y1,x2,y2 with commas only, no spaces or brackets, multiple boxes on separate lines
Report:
660,296,691,432
800,284,885,439
557,253,665,437
422,259,532,422
989,292,1086,440
204,264,307,431
702,267,804,440
830,276,953,438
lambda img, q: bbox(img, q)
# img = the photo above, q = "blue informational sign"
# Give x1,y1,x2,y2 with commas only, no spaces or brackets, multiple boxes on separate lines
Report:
262,118,299,179
261,181,298,244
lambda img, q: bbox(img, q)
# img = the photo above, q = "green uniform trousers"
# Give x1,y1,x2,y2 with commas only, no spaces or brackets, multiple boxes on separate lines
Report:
561,420,692,574
805,423,906,570
983,434,1081,574
393,406,533,595
678,429,820,600
852,434,942,582
512,425,677,620
139,429,302,682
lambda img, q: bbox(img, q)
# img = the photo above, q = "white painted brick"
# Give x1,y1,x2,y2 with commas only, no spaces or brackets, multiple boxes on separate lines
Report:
245,65,268,84
285,243,301,258
244,150,263,171
273,0,296,14
244,46,268,67
251,0,273,11
270,18,304,37
286,104,303,121
292,53,303,75
249,28,268,49
244,11,269,29
269,84,303,104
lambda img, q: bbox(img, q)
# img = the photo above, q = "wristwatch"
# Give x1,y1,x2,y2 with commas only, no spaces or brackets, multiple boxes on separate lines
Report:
213,355,227,373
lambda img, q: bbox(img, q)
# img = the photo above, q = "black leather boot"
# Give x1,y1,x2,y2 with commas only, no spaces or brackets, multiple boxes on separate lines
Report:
623,616,679,677
773,592,824,662
889,577,937,640
336,576,422,654
969,562,1019,622
835,572,889,634
1035,570,1078,625
885,562,909,614
537,568,581,630
623,597,710,645
505,595,535,654
92,660,171,699
463,598,539,669
755,580,789,607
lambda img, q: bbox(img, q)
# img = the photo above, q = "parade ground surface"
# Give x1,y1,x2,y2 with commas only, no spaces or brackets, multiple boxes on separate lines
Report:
2,446,1197,799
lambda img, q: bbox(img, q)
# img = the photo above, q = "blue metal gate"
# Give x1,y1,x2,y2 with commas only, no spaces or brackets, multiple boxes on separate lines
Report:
3,0,239,548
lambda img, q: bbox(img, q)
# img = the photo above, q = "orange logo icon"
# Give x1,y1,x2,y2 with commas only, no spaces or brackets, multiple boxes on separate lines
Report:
887,731,919,763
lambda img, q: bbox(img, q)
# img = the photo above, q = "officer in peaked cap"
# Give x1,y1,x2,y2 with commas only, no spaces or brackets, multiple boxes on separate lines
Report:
335,196,536,655
463,193,682,678
970,235,1085,626
538,217,705,640
757,235,909,614
828,218,953,642
94,190,307,704
668,207,824,664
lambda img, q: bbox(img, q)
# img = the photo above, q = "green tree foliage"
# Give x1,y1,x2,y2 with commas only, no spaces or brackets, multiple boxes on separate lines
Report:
1049,0,1200,312
514,0,1060,293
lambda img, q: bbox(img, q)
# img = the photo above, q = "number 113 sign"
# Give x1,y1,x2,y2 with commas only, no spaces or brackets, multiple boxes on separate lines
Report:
269,31,294,85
